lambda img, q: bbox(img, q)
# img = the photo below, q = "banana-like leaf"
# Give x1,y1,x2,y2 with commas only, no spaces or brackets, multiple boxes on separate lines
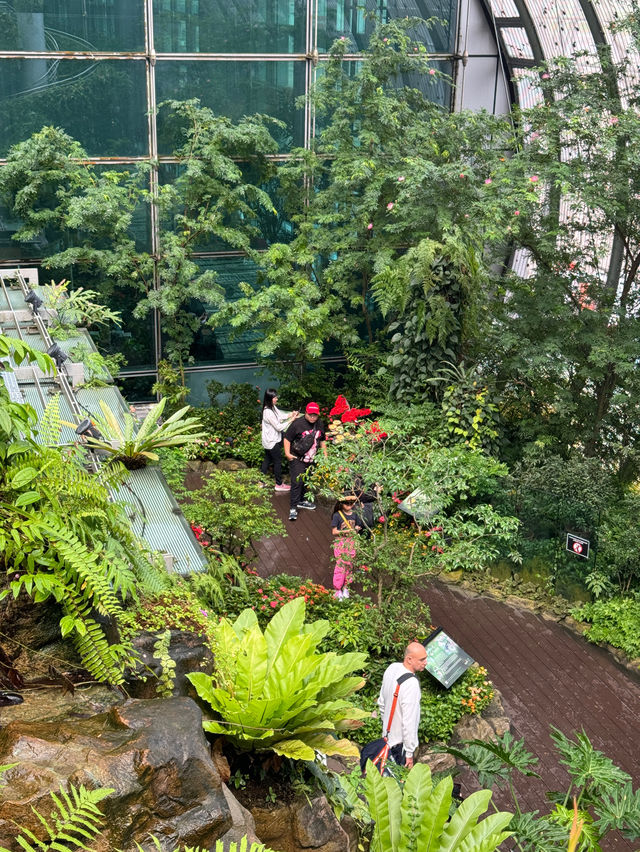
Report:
269,738,317,761
300,733,361,757
98,399,124,439
264,596,306,669
404,773,449,852
367,764,403,852
302,619,331,644
455,813,513,852
399,767,434,852
235,624,268,702
233,607,259,638
439,790,494,852
204,720,275,740
263,634,318,700
135,398,166,443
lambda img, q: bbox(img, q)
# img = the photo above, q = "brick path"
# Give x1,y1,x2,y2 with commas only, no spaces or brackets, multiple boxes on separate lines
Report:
256,494,640,851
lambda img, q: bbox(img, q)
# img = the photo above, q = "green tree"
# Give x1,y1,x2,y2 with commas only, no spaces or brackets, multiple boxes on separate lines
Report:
212,19,539,386
0,101,281,370
487,36,640,473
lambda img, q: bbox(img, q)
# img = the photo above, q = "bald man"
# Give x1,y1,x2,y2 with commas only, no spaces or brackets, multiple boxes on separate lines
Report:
377,642,427,768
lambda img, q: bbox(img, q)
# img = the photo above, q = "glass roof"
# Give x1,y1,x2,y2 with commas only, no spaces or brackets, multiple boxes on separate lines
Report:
484,0,638,104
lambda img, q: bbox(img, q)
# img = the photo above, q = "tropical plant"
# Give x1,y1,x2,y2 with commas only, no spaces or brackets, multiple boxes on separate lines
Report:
572,596,640,660
42,279,122,338
364,761,512,852
183,468,285,559
136,837,278,852
311,413,519,607
0,783,114,852
187,597,368,760
79,397,204,470
1,393,170,685
443,728,640,850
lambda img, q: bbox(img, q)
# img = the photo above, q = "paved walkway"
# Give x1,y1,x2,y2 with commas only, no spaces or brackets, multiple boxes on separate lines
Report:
256,495,640,851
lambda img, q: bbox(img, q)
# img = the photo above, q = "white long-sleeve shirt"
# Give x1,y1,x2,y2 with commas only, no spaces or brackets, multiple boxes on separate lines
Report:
261,405,292,449
377,662,421,756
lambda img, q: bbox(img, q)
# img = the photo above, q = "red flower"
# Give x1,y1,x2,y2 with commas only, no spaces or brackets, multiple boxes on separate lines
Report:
270,601,278,608
330,395,350,416
341,409,359,423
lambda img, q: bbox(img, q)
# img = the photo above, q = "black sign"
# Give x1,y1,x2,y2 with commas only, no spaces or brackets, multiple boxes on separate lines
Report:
566,533,590,559
422,627,474,688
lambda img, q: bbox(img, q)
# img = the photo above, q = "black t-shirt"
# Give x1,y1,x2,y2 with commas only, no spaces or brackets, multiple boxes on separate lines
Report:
285,416,326,460
331,510,360,532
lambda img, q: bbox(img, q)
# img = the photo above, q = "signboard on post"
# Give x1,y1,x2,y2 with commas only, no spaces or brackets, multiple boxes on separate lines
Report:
398,488,443,522
566,533,590,559
422,627,474,688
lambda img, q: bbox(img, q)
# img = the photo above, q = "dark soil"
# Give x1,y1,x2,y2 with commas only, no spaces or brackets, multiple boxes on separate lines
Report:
233,774,298,810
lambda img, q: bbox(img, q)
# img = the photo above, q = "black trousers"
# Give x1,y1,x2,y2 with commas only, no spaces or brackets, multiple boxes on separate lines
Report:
261,441,283,485
289,458,311,508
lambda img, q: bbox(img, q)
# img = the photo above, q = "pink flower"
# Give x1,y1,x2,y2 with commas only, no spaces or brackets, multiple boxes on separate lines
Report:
429,69,436,75
484,178,492,185
378,516,386,523
257,588,263,593
541,73,550,79
200,609,208,617
514,210,520,215
530,175,539,183
367,222,373,230
530,131,540,140
383,37,388,42
387,202,394,210
464,213,469,218
609,115,619,125
413,47,418,52
397,176,405,182
340,36,346,41
270,601,278,608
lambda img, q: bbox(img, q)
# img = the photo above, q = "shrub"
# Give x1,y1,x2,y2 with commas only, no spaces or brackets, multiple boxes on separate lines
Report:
572,596,640,658
183,468,285,559
125,584,215,643
188,597,368,760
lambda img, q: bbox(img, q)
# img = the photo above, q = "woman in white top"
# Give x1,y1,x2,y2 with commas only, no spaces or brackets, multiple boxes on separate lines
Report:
261,389,298,492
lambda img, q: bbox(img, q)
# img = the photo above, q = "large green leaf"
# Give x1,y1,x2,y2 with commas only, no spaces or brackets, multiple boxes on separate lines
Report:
439,790,494,852
263,597,306,670
262,633,317,700
233,607,259,638
455,813,513,852
235,624,268,702
269,738,317,761
398,765,436,852
367,765,403,852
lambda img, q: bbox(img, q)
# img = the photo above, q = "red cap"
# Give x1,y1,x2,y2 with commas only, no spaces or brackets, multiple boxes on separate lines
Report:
306,402,320,415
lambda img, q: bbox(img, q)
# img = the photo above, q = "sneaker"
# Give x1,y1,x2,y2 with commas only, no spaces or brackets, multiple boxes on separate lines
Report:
297,500,316,511
274,483,291,492
288,509,298,521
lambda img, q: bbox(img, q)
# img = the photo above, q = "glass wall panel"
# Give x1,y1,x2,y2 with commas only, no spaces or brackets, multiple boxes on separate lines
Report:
158,163,294,252
397,60,453,108
156,60,305,153
0,59,148,157
117,373,158,402
316,0,457,54
0,1,144,52
171,256,263,366
153,0,306,54
101,286,156,370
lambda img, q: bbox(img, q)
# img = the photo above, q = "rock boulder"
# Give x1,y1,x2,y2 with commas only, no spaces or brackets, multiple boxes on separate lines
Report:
0,697,240,851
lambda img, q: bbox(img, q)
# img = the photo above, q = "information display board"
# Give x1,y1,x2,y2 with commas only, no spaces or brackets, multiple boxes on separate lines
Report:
398,487,443,522
422,627,474,688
